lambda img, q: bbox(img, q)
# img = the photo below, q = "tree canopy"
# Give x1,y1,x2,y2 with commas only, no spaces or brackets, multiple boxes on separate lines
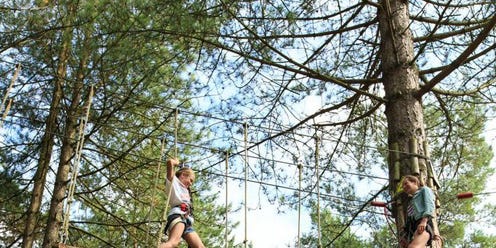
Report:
1,0,495,247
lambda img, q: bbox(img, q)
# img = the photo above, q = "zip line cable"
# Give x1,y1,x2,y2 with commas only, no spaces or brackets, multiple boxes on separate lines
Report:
205,170,377,207
0,120,389,204
0,129,389,184
0,131,387,210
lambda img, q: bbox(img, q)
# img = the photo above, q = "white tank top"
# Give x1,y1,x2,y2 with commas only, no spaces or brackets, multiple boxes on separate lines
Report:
165,176,191,216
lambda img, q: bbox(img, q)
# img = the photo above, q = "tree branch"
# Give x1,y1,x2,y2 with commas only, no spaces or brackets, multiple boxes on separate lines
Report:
416,14,496,98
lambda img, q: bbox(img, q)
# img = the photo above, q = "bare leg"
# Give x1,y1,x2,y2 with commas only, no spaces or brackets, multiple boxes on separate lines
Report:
408,231,430,248
159,223,185,248
183,232,205,248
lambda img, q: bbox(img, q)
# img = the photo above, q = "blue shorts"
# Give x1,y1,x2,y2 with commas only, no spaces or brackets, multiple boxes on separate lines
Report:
165,214,195,236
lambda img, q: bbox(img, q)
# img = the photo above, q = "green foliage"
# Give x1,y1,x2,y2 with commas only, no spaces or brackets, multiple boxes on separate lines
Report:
300,204,371,247
468,230,496,247
2,0,495,247
423,100,495,246
370,227,400,248
369,100,496,245
1,0,230,246
0,169,30,246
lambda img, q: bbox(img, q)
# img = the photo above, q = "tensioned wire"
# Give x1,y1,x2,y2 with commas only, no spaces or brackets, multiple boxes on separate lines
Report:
1,98,393,166
1,98,436,244
0,126,390,231
0,116,390,202
0,112,391,182
1,100,436,162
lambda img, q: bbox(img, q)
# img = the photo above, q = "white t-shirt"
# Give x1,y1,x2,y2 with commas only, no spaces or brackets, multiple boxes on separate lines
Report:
165,176,191,216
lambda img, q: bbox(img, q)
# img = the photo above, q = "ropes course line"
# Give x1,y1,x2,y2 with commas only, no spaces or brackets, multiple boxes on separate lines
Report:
297,161,302,248
0,92,376,147
1,107,431,162
5,122,375,209
0,134,388,200
204,170,377,206
206,168,391,226
0,127,389,194
243,122,248,248
224,151,229,248
157,109,180,246
314,131,322,248
145,137,165,245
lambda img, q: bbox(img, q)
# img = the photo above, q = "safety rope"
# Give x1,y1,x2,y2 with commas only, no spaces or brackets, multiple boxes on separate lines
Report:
61,85,94,243
146,137,165,245
157,108,179,246
225,151,229,248
297,160,303,248
314,130,322,248
243,122,248,248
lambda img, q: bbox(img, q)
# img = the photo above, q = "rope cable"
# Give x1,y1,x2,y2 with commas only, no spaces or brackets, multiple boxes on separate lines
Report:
314,129,322,248
297,161,302,248
243,122,248,248
146,137,165,246
157,108,179,246
2,103,432,164
174,108,178,157
225,151,229,248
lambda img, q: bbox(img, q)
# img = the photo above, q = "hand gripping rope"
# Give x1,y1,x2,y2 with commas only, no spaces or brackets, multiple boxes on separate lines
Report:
157,108,180,246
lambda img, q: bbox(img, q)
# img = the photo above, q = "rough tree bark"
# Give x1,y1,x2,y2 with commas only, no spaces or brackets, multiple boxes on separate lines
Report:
378,0,440,246
43,10,90,247
22,3,76,248
42,65,86,248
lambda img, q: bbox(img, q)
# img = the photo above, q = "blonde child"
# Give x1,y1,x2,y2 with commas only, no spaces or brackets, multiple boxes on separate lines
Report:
159,158,205,248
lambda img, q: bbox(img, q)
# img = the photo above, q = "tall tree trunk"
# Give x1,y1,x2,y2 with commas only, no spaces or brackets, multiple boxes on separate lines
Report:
22,44,68,248
22,4,76,248
378,0,439,244
42,87,81,248
43,23,91,248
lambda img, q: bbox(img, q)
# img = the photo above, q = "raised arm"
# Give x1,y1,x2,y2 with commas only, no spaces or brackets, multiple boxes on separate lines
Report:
166,158,179,181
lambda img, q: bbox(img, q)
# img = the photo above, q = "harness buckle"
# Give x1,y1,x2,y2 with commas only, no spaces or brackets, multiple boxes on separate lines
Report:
179,202,189,212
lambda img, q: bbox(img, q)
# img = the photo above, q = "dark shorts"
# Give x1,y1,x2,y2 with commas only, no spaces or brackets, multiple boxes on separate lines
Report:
164,214,194,237
405,217,434,246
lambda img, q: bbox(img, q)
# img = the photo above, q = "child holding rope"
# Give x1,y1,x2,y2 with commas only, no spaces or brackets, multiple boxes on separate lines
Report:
159,158,205,248
400,175,436,248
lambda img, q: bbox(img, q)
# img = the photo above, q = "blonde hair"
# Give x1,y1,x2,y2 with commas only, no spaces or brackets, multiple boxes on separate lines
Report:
404,175,423,187
176,167,194,178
